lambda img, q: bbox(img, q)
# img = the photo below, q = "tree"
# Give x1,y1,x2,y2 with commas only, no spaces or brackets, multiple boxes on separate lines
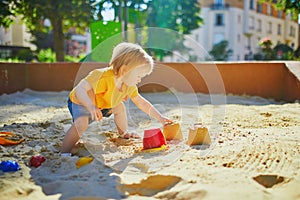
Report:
92,0,149,41
85,0,150,62
209,40,233,61
146,0,202,60
258,38,276,60
295,47,300,59
260,0,300,18
147,0,202,34
0,0,96,61
0,1,15,27
89,0,202,61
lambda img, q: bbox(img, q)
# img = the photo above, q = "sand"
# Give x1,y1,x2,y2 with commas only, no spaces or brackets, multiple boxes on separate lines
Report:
0,89,299,200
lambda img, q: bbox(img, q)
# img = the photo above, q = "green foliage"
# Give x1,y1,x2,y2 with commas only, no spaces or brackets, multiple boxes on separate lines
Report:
261,50,276,60
258,38,276,60
209,40,233,61
1,0,203,62
147,28,187,61
147,0,202,34
30,30,54,50
16,49,35,62
128,7,148,27
12,0,95,33
274,43,294,60
0,0,98,61
88,20,123,62
253,53,264,60
260,0,300,19
0,0,15,27
295,47,300,58
65,54,86,62
259,38,273,48
88,0,202,61
90,21,122,49
146,0,202,60
178,0,203,34
36,48,56,62
0,58,25,63
256,38,297,60
281,51,294,60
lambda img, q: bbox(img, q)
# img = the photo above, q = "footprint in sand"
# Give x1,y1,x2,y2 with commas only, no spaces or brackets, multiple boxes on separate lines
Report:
117,175,181,196
253,174,287,188
129,162,149,173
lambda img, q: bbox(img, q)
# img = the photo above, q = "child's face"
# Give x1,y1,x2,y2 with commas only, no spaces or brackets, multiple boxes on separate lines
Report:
122,65,149,86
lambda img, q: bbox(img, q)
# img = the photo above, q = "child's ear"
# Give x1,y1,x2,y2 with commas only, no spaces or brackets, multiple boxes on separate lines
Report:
119,65,127,76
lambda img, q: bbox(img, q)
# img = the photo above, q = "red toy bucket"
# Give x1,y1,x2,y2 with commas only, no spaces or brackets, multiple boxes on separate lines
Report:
143,128,167,149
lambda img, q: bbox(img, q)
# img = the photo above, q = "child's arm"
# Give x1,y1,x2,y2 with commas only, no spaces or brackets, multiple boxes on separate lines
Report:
131,94,172,125
75,80,103,121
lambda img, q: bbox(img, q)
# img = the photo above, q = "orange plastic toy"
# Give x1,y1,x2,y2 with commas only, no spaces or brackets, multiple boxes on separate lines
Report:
0,132,25,146
186,124,211,146
163,122,183,140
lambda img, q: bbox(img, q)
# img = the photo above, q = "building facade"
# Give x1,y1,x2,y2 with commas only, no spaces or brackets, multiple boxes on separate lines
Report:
187,0,299,61
0,17,35,50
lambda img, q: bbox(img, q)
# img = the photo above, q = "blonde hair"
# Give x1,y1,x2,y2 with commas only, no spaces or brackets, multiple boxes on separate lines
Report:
109,42,153,77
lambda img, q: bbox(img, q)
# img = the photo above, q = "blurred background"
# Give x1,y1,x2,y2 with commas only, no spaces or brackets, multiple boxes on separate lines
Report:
0,0,299,62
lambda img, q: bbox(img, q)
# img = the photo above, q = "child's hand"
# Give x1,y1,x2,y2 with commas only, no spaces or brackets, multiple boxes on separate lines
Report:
87,105,102,121
159,116,173,126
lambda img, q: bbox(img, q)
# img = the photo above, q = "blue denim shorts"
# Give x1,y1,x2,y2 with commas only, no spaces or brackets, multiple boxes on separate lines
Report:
67,98,112,123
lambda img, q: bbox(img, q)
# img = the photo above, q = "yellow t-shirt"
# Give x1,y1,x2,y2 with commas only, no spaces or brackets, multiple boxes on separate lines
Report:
69,67,138,109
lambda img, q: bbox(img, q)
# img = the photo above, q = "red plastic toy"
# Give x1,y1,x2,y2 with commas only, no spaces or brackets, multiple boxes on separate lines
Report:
29,155,46,168
143,128,167,149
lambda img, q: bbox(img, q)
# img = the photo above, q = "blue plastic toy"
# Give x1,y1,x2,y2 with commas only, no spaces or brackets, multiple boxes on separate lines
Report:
0,160,20,172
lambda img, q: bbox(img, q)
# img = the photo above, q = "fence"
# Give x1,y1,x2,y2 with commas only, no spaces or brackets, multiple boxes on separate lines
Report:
0,62,299,102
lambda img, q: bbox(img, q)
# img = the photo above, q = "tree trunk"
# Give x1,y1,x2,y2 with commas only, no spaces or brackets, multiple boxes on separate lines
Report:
52,18,65,61
124,0,128,41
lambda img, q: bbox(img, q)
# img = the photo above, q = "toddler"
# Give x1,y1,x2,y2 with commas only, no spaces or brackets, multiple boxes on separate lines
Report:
61,42,172,154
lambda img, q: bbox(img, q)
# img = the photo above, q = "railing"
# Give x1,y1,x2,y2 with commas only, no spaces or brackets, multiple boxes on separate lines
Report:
210,3,230,10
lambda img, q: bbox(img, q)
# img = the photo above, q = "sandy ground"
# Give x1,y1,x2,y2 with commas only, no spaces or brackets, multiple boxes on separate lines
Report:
0,89,299,200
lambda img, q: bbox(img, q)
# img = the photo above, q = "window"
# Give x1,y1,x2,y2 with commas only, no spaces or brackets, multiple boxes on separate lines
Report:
249,17,254,29
213,33,224,44
257,37,261,47
257,19,262,32
195,34,199,42
0,49,11,58
278,10,282,18
290,26,295,37
267,5,272,16
238,15,241,23
237,34,241,43
268,22,272,34
250,0,255,10
277,24,281,35
215,0,224,4
257,3,262,13
215,14,224,26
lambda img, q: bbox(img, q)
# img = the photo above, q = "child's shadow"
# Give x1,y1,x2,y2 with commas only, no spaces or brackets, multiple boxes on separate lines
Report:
30,154,124,200
29,134,130,200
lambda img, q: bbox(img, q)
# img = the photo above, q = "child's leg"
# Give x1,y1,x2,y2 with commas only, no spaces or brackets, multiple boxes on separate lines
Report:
112,102,127,134
112,102,140,138
61,116,89,153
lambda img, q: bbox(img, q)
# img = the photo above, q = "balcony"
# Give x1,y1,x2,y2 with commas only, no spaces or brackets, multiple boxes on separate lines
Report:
210,3,230,10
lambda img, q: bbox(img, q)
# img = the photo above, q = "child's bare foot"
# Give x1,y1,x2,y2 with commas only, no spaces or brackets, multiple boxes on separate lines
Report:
71,141,85,154
119,132,141,139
